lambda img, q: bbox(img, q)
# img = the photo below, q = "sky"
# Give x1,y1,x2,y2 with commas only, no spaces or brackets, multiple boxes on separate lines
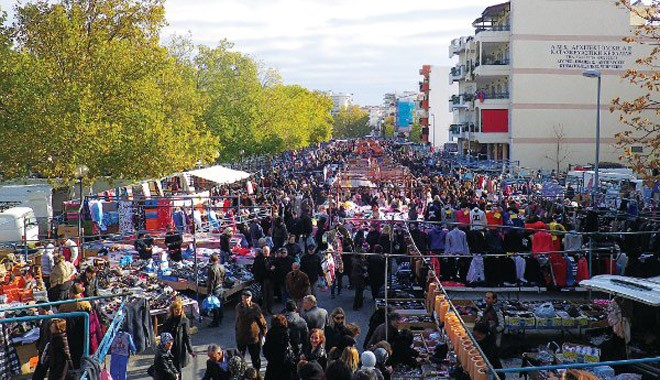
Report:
0,0,498,105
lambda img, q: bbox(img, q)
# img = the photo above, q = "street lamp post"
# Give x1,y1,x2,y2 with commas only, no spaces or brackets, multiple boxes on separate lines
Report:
430,113,436,148
75,164,89,247
582,69,602,207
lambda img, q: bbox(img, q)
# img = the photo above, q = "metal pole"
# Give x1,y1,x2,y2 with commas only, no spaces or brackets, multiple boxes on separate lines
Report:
191,198,201,323
431,113,436,148
495,356,660,375
1,312,91,357
23,217,28,262
78,178,83,253
593,75,601,207
0,292,130,313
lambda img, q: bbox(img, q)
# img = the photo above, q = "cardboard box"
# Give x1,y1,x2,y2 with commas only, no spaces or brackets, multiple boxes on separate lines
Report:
56,225,82,238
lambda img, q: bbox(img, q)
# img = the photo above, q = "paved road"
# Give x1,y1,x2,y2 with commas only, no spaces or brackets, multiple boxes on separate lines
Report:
125,283,375,379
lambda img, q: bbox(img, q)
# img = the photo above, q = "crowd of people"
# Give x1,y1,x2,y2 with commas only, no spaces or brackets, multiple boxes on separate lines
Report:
25,139,658,380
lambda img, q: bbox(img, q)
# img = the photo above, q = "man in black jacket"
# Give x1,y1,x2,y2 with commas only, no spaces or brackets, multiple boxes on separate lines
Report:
251,247,276,314
207,254,226,327
274,247,296,304
300,244,322,296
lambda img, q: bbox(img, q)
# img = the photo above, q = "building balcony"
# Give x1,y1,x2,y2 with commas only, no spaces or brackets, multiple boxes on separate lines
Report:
449,94,473,112
474,24,510,43
419,117,429,127
419,100,429,109
448,36,471,58
473,59,510,77
419,81,429,92
474,91,509,106
419,65,431,76
448,65,466,84
471,132,510,144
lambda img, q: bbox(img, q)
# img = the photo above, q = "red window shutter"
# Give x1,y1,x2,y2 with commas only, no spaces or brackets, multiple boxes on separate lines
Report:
481,109,508,133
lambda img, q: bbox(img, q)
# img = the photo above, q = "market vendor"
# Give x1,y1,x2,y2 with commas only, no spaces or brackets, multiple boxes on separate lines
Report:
472,323,505,379
48,254,77,302
165,225,184,262
135,232,155,260
58,235,80,267
476,291,504,347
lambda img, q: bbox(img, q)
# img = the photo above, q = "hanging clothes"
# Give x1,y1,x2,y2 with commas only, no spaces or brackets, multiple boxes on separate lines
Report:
549,254,568,288
89,200,106,233
133,201,146,232
565,256,576,287
513,255,526,283
110,331,136,380
576,256,589,283
156,199,173,230
0,324,20,379
532,231,554,256
118,201,134,236
466,255,485,284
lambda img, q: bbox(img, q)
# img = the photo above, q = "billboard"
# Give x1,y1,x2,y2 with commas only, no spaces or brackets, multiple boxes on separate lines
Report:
396,100,414,129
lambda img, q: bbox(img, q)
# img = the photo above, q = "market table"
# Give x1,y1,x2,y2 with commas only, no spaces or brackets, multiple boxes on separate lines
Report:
189,280,255,301
150,298,199,336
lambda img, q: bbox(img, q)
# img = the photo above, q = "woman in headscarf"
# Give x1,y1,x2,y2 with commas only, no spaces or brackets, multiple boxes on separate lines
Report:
153,332,178,380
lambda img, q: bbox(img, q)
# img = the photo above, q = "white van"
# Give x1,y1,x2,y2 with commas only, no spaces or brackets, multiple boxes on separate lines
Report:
0,207,39,243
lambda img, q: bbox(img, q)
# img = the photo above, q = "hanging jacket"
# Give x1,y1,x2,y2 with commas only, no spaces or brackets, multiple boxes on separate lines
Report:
532,231,554,256
428,227,448,251
576,256,589,283
466,256,485,283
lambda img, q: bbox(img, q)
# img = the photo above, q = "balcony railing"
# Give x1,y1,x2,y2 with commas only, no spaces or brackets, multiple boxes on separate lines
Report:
475,24,510,34
476,58,510,67
449,65,466,83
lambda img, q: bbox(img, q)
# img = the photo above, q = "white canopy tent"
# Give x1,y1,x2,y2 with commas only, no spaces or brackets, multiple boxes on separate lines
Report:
185,165,250,185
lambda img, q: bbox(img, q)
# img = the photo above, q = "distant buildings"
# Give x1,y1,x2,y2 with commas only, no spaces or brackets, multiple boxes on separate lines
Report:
327,91,354,115
419,65,453,147
446,0,650,170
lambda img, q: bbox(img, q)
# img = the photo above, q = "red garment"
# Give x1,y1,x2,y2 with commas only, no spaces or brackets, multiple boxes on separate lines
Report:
532,231,554,255
455,209,471,227
602,258,617,274
156,199,173,230
525,221,548,231
576,257,589,282
89,309,104,354
549,254,567,287
430,258,441,278
485,211,503,230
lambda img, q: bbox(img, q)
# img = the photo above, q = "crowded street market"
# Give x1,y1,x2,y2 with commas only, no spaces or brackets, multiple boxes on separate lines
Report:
0,139,659,380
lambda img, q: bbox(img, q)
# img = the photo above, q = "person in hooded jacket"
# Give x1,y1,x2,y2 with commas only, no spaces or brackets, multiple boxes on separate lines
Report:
153,332,178,380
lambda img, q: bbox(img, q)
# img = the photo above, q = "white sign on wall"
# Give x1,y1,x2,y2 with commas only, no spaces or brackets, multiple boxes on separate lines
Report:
550,44,633,69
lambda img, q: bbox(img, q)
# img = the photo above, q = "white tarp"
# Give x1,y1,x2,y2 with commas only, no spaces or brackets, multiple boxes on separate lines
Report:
186,165,250,185
580,275,660,306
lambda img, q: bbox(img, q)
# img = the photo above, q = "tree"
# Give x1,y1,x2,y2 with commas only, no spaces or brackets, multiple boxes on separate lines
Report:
383,116,396,138
332,105,370,138
611,1,659,184
0,0,218,182
408,120,422,143
544,124,570,174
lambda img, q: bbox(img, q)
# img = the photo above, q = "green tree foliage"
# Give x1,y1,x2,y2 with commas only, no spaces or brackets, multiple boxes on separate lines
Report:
0,1,334,182
0,0,218,182
332,105,370,138
383,116,396,138
408,120,422,143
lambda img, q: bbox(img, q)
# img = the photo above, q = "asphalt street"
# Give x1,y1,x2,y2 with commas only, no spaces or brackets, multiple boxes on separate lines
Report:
125,282,375,379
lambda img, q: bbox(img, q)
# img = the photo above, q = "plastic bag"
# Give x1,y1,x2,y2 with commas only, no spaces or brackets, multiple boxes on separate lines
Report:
534,302,555,318
202,295,221,314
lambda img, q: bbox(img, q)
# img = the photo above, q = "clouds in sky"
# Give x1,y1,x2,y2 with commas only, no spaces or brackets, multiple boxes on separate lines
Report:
163,0,497,104
0,0,497,104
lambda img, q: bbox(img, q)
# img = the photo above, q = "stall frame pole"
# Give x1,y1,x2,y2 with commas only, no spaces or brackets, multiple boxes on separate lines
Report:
491,356,660,379
0,312,91,357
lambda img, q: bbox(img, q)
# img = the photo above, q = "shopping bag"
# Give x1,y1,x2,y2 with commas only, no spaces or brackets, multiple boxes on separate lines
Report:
202,295,221,314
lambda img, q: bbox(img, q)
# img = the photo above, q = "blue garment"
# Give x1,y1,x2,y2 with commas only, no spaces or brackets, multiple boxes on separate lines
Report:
110,331,136,380
445,228,470,255
565,256,576,287
173,210,186,232
428,227,448,251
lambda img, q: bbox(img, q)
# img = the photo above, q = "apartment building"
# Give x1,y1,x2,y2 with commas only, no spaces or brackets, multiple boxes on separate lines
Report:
448,0,650,170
